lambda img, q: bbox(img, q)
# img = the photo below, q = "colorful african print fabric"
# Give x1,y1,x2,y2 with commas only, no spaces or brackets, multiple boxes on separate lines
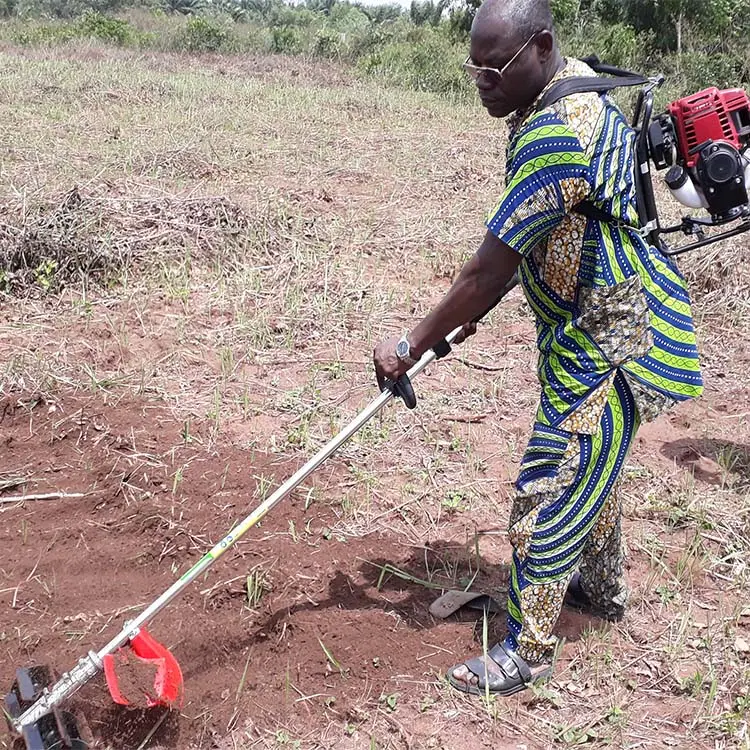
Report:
505,370,638,663
486,58,703,432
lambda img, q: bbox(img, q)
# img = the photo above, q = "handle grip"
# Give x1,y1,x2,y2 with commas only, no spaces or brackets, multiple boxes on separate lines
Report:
377,372,417,409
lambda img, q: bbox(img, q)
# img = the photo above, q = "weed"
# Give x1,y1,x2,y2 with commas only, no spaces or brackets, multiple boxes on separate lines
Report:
318,638,347,676
441,488,469,513
380,692,398,712
245,566,269,609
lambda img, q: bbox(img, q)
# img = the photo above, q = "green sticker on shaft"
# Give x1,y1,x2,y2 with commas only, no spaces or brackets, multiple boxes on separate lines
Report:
180,552,214,581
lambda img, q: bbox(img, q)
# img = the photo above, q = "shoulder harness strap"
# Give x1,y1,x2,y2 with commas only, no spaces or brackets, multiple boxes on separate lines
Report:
536,56,649,112
533,56,650,227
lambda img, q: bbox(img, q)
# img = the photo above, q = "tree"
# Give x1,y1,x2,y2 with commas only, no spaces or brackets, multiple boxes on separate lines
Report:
164,0,205,15
448,0,480,38
409,0,448,27
623,0,726,54
355,2,402,24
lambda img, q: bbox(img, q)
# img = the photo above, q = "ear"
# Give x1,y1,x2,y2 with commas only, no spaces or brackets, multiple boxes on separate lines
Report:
535,30,554,62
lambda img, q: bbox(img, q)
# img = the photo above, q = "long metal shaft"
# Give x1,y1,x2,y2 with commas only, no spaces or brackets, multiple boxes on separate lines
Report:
13,326,464,733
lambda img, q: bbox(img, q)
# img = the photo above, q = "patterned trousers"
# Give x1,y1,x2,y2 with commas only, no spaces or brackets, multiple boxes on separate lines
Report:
503,371,640,663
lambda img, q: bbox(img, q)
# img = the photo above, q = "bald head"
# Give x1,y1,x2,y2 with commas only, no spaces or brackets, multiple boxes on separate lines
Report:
467,0,562,118
474,0,554,45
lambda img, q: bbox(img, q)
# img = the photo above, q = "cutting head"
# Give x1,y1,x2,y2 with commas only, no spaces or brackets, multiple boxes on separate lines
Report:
4,666,88,750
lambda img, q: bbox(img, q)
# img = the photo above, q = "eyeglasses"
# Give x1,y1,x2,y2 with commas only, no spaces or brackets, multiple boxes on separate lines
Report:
463,32,539,84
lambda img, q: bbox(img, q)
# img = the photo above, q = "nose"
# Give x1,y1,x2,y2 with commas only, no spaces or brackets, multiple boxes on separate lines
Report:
475,71,495,91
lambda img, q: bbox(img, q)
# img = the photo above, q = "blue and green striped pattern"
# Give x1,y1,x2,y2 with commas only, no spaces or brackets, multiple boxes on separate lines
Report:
505,371,639,653
485,65,702,427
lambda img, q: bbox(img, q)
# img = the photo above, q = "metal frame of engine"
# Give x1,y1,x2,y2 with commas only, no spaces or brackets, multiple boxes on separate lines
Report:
631,79,750,257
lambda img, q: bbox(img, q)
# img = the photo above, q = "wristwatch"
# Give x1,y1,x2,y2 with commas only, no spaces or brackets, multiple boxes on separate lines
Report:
396,334,418,366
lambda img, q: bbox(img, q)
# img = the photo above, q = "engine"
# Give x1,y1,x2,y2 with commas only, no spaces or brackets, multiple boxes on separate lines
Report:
648,87,750,223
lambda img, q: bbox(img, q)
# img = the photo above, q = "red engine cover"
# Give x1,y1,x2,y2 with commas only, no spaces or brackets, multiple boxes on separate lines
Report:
669,87,750,167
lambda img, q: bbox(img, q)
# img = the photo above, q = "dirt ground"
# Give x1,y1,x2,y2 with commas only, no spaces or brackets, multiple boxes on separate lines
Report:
1,43,749,750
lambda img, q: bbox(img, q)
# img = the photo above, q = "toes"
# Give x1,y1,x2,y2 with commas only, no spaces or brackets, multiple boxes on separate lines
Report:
450,664,478,686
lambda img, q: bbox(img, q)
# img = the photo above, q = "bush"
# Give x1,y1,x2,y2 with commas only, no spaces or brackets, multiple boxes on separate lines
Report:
77,10,132,44
559,17,654,73
10,20,79,44
176,15,232,52
357,26,469,98
665,52,746,94
313,27,341,59
269,24,303,54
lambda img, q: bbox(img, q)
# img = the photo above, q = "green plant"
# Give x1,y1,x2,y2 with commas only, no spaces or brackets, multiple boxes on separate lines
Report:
380,692,399,711
270,24,303,54
442,488,468,512
77,11,132,44
33,259,57,291
176,16,232,52
164,0,204,14
357,27,470,98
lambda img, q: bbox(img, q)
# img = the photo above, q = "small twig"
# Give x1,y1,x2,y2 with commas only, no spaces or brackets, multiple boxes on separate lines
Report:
235,651,253,703
455,357,507,372
0,474,30,492
444,413,489,423
134,710,170,750
0,492,85,504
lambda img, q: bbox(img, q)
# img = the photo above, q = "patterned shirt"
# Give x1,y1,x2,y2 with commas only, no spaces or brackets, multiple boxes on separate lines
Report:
486,59,703,433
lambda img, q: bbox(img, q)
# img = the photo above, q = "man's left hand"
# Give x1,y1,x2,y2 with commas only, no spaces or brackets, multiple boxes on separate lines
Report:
373,335,410,384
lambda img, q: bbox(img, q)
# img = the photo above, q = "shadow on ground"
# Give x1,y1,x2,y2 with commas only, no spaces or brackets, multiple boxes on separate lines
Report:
661,437,750,485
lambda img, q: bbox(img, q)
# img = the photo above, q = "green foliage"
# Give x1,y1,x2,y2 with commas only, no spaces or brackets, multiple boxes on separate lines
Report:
447,0,479,39
357,25,469,97
327,1,369,32
11,0,126,19
212,0,246,21
409,0,446,27
560,16,651,72
355,2,401,24
0,0,17,17
77,10,132,43
313,26,341,58
550,0,580,26
9,20,79,43
176,15,232,51
270,24,303,54
164,0,204,16
667,51,746,92
0,0,745,97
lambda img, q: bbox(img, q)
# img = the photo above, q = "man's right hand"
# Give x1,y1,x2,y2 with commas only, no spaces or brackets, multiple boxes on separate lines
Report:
453,321,478,345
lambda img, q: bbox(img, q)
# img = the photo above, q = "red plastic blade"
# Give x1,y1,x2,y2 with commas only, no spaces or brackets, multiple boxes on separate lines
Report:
103,627,183,708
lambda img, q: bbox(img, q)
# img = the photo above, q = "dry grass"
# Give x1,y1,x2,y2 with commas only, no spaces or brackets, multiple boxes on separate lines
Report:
1,41,750,750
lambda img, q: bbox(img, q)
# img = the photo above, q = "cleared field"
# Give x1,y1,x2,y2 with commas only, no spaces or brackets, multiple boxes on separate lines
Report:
1,42,749,750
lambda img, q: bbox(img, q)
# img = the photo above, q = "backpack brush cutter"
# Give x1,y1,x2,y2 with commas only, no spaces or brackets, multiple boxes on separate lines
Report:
3,272,518,750
541,56,750,254
6,65,750,750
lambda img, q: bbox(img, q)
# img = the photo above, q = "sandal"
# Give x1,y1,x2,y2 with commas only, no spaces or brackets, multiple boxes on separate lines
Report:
429,590,503,619
446,642,552,697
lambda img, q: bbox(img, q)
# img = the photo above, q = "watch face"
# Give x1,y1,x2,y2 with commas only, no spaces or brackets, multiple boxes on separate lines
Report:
397,339,410,358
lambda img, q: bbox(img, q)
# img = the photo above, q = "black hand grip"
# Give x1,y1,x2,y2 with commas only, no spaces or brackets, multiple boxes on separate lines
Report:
433,339,452,359
377,372,417,409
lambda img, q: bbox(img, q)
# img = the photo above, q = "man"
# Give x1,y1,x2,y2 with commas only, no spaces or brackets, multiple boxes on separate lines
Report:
373,0,703,696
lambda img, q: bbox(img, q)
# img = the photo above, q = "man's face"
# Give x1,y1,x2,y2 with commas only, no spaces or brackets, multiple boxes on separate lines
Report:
467,17,549,118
